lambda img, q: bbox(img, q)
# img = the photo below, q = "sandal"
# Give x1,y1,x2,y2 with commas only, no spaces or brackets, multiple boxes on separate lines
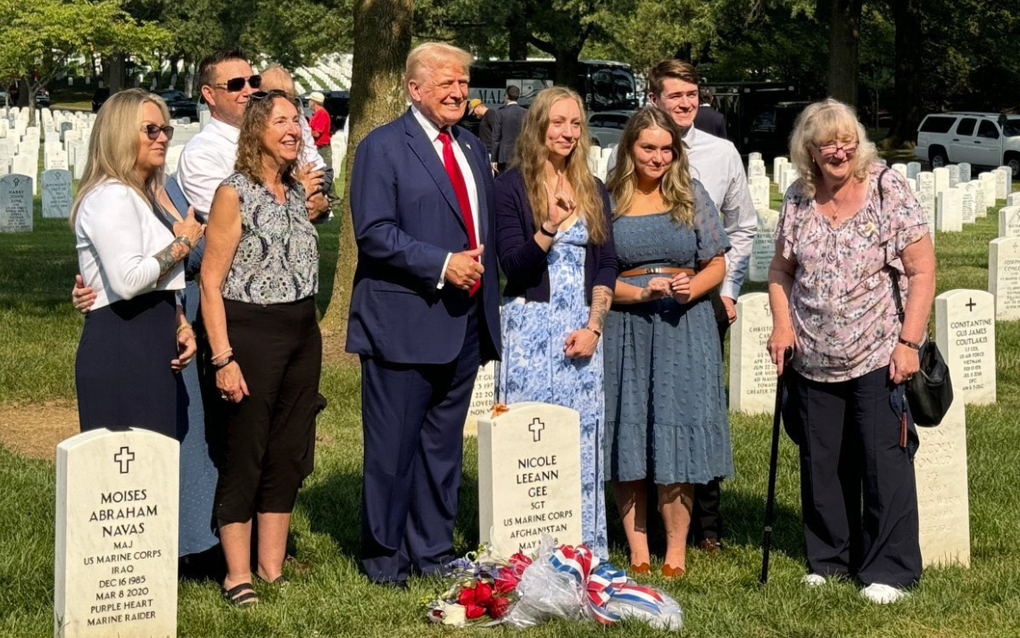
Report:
221,582,259,606
255,572,288,586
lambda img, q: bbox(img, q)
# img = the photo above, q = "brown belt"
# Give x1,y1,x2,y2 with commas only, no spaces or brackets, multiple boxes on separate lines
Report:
619,266,695,278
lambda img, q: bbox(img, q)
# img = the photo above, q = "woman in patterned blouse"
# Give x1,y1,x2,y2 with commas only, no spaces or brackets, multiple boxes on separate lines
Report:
767,99,936,605
201,90,323,606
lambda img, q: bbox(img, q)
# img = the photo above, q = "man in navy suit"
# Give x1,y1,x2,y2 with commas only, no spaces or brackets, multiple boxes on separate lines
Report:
347,42,501,587
491,85,526,172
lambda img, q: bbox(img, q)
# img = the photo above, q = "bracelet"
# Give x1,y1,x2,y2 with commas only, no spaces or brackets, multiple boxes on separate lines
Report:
538,224,557,238
176,323,193,335
174,235,193,251
211,348,233,363
584,327,602,338
898,337,922,351
212,355,234,369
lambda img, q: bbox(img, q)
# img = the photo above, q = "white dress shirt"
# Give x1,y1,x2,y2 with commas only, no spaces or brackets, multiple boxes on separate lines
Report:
410,106,481,288
608,126,756,299
176,117,240,215
300,117,327,170
75,180,184,311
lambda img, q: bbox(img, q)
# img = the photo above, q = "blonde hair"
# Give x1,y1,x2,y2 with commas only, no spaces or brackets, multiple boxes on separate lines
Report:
404,42,473,96
789,98,879,198
234,92,303,186
260,65,297,97
71,89,170,224
513,87,608,245
607,106,694,226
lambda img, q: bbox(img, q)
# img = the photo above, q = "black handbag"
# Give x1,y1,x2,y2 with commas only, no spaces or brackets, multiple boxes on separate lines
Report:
878,167,953,426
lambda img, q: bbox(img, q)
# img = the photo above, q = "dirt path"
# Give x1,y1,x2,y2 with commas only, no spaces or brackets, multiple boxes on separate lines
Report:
0,400,79,461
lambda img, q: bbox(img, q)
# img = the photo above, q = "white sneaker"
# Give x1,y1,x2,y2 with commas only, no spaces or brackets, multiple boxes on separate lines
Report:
860,583,909,604
801,573,827,587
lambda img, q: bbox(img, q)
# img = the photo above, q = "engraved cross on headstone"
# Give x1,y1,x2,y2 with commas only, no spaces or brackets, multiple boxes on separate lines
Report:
528,418,545,443
966,298,977,312
114,446,135,474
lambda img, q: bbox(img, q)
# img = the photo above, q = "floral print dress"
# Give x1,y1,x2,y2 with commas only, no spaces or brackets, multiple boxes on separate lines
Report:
498,219,608,559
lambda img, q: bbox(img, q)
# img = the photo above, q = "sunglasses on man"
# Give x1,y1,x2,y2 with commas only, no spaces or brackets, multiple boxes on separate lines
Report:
141,124,174,141
215,75,262,93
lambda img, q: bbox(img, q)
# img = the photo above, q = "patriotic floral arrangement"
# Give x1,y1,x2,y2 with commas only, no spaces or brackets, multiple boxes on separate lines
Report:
425,536,683,630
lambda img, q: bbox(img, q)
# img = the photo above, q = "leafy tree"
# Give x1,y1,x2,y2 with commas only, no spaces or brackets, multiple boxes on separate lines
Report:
241,0,354,69
0,0,169,122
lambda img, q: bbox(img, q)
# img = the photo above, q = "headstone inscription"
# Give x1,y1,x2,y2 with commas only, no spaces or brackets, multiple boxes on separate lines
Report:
979,172,996,210
988,237,1020,321
999,206,1020,238
995,166,1012,200
748,159,766,179
728,292,775,414
960,183,977,225
476,403,582,554
915,396,971,568
906,162,921,180
42,169,73,219
749,175,770,211
968,180,987,218
54,428,178,638
0,174,32,233
958,162,971,183
463,362,497,437
947,164,960,188
935,289,996,405
749,209,779,282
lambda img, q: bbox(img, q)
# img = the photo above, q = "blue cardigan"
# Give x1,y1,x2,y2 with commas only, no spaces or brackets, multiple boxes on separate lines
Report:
494,168,617,304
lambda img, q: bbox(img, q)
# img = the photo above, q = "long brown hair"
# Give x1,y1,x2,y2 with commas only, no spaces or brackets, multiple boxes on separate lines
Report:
512,87,608,244
607,106,694,225
70,89,170,224
233,91,303,186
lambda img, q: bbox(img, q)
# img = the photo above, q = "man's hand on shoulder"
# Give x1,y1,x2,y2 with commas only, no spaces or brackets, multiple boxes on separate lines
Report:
444,245,485,291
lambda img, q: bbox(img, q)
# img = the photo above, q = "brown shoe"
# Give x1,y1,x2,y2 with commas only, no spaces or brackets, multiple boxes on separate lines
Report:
661,564,685,579
697,539,723,554
630,562,651,575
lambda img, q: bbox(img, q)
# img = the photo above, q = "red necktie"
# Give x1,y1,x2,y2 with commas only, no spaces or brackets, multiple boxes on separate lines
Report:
438,129,479,295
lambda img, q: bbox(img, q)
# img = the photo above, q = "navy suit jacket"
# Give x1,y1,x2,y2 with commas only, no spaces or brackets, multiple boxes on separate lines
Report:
492,103,527,165
346,109,501,365
693,105,727,140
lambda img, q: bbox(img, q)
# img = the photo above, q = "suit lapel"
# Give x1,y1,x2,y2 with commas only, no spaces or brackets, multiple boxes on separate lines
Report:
403,111,467,232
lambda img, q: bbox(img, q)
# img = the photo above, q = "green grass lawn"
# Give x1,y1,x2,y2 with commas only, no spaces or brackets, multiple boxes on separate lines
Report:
2,179,1020,637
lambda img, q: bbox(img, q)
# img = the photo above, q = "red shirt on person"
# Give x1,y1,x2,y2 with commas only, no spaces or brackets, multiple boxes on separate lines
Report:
310,108,331,147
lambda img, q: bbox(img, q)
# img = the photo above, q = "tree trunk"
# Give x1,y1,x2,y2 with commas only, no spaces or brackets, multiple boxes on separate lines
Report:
827,0,862,106
108,53,128,93
319,0,414,363
508,7,529,59
554,49,583,92
20,77,36,126
887,0,923,143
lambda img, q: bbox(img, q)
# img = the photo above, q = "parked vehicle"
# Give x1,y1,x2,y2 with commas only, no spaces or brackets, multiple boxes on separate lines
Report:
915,112,1020,175
587,110,634,147
701,82,807,157
468,59,638,113
35,88,50,108
157,90,198,122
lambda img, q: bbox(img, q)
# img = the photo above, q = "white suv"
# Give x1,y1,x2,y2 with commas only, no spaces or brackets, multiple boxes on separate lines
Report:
914,112,1020,175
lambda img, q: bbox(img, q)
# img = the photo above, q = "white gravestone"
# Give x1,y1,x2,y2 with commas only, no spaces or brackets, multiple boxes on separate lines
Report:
463,362,497,438
915,396,970,568
917,172,935,232
960,183,977,225
772,157,788,185
906,162,921,180
13,155,37,195
995,166,1011,200
477,403,582,554
970,180,987,219
42,169,73,219
947,164,960,188
748,152,762,165
988,237,1020,321
936,290,996,405
936,187,962,232
748,159,766,179
729,292,776,414
749,175,771,211
0,174,32,232
933,167,950,196
958,163,971,183
998,206,1020,238
979,172,996,210
1008,193,1020,207
54,428,178,638
892,163,907,177
46,149,69,171
749,209,779,282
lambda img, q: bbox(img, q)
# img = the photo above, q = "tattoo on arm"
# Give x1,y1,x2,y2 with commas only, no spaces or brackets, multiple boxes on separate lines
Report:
153,237,192,281
587,285,613,331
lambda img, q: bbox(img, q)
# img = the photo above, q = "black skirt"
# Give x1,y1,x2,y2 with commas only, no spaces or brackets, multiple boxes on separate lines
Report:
75,290,179,437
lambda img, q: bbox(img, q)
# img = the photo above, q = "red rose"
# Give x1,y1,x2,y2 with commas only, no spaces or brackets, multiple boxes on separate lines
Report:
508,552,533,576
464,603,486,619
494,569,520,594
474,582,493,605
487,596,511,618
458,586,475,607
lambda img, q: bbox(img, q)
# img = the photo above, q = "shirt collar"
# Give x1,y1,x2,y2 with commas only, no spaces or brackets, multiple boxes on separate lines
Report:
681,124,696,150
207,115,241,144
411,105,444,143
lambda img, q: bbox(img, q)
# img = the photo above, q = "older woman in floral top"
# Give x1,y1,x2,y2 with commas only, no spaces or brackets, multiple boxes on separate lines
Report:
767,99,936,605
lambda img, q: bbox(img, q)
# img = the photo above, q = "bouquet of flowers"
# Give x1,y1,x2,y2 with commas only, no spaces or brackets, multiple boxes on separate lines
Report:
424,537,683,631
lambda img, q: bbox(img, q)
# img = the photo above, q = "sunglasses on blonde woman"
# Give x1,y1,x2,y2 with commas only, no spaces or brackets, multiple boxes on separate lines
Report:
141,124,174,141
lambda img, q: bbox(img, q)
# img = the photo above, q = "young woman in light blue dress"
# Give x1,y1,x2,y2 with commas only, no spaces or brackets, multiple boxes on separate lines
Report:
494,87,618,559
